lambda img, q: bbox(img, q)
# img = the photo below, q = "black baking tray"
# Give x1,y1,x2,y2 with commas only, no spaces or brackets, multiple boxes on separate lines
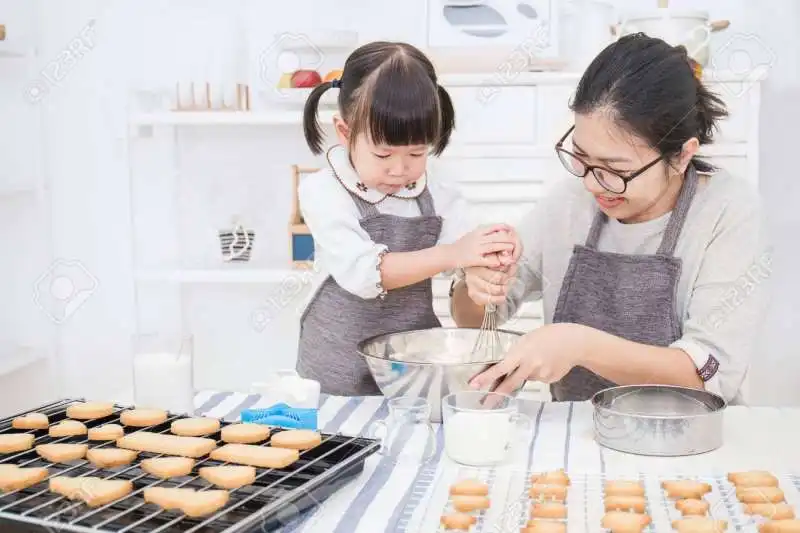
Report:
0,398,380,532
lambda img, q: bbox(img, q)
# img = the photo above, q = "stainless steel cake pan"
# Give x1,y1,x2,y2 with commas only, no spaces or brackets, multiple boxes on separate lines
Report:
591,385,727,456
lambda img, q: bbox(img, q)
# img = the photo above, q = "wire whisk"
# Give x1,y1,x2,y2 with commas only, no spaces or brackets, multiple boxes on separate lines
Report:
471,302,503,361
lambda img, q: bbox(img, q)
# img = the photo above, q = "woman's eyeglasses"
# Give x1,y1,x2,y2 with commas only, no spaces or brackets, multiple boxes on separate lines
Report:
554,125,664,194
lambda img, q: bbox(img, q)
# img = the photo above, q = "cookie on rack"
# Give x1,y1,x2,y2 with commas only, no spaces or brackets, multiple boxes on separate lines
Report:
0,465,49,492
760,519,800,533
728,470,779,488
522,521,567,533
675,498,710,516
671,517,728,532
171,417,221,437
440,513,476,531
604,495,647,513
144,487,230,518
0,433,35,454
49,420,87,438
451,495,490,513
66,401,115,420
51,476,133,507
140,456,196,479
221,423,271,444
601,510,651,532
86,448,139,468
736,486,785,504
198,465,256,489
270,429,322,450
35,443,88,463
120,408,168,427
661,480,712,500
530,469,570,486
529,484,567,501
530,501,567,519
12,412,49,430
88,424,124,441
744,502,795,520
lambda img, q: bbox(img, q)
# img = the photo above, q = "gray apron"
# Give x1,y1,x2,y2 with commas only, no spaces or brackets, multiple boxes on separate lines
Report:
296,187,443,396
549,166,699,401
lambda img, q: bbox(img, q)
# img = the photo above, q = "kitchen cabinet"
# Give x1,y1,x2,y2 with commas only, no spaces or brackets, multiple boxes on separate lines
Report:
127,69,762,396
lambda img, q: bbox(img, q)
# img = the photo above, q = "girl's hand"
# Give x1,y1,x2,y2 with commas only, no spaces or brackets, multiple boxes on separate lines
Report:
464,264,517,306
450,224,517,270
468,323,589,396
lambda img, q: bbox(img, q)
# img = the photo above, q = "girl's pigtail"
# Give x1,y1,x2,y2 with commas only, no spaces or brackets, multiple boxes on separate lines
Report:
433,84,456,156
303,81,335,155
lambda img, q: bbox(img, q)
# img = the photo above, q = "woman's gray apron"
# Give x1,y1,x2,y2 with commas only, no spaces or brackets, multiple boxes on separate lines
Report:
549,166,699,401
296,187,443,396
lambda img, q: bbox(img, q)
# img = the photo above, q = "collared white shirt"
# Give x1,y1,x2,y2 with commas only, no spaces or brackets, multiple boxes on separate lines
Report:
297,145,478,300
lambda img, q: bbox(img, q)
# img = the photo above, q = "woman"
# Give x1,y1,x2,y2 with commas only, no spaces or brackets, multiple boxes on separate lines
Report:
451,33,771,405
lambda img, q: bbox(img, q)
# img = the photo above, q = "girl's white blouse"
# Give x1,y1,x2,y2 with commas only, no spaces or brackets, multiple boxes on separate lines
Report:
298,145,479,300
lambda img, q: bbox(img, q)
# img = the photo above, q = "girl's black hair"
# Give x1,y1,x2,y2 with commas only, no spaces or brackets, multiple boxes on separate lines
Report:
571,33,728,172
303,41,455,156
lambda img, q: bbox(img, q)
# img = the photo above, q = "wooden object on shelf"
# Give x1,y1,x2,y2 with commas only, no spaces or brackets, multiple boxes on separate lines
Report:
290,165,320,269
0,25,6,41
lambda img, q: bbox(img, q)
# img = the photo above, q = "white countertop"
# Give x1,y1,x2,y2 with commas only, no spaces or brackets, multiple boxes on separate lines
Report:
195,390,800,533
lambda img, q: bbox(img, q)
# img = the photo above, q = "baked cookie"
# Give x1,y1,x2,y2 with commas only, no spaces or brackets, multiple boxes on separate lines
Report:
209,443,299,469
529,484,568,501
171,417,221,437
671,517,728,532
530,469,570,486
605,480,645,497
759,520,800,533
728,471,779,487
144,487,229,518
270,429,322,450
676,498,711,516
737,486,785,504
0,434,35,454
662,480,712,500
440,513,476,530
36,443,88,463
451,495,490,513
605,495,647,513
530,501,567,519
522,521,567,533
86,448,139,468
0,465,48,492
88,424,124,441
49,420,87,438
601,511,651,532
12,413,49,430
66,402,115,420
116,431,217,458
50,476,133,507
120,408,168,427
221,423,271,444
745,503,795,520
449,479,489,497
199,465,257,489
141,456,196,479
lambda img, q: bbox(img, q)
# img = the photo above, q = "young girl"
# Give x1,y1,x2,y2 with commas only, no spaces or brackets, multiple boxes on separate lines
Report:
296,41,518,396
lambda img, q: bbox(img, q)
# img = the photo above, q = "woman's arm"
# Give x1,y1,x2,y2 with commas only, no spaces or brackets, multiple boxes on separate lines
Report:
451,279,485,328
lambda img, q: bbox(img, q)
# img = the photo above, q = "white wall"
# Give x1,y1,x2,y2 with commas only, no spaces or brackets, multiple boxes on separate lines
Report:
1,0,798,407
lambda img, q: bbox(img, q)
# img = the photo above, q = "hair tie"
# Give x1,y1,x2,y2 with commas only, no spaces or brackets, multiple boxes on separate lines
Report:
330,79,341,89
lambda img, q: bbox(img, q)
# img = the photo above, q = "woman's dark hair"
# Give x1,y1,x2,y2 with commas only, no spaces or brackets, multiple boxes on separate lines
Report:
303,41,455,156
571,33,728,172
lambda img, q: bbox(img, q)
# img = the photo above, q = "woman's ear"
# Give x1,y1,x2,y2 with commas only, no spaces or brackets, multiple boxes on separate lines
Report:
333,116,349,146
678,137,700,172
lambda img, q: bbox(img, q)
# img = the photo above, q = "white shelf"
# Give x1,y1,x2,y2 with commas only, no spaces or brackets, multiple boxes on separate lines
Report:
130,110,336,127
135,268,311,284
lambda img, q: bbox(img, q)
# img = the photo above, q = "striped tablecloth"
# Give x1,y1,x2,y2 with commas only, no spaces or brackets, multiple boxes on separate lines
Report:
194,390,800,533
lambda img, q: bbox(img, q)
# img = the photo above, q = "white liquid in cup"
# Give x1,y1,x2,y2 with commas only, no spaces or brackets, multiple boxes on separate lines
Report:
443,410,514,466
133,351,194,414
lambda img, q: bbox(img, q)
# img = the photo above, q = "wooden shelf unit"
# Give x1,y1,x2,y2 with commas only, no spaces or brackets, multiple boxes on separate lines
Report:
290,165,319,268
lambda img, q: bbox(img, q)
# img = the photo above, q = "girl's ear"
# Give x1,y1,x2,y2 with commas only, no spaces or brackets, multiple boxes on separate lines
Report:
678,137,700,173
333,116,349,146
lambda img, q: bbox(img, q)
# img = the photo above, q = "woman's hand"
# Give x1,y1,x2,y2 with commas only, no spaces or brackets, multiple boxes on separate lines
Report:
469,323,591,395
464,264,518,306
449,224,517,270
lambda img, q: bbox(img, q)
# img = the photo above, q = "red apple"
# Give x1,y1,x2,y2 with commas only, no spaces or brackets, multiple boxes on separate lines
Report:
291,70,322,88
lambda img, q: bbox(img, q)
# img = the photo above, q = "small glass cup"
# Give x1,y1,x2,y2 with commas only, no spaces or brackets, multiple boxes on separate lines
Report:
132,333,195,414
442,391,531,467
367,397,438,466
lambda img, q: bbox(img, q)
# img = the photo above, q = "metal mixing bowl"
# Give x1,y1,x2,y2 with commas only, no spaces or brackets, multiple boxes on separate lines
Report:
357,327,524,423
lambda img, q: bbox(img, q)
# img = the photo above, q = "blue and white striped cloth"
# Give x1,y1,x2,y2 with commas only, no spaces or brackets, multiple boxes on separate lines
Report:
194,390,799,533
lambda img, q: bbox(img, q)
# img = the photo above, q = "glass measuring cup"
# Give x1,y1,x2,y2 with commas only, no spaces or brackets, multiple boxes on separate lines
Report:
442,391,531,466
366,397,438,466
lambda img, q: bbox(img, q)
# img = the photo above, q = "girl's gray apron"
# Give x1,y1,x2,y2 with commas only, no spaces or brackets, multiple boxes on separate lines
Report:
550,165,699,401
296,187,443,396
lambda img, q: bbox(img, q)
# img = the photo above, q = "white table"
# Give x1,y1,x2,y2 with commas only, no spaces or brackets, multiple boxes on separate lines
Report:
195,390,800,533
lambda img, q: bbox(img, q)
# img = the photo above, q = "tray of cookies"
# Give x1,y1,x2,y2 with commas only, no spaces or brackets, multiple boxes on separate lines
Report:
0,398,380,532
435,468,800,532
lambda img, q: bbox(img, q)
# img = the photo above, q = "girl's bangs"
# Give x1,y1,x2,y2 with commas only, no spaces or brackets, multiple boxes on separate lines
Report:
354,68,441,148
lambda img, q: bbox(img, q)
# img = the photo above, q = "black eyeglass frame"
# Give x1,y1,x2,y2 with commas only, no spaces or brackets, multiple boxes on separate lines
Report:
554,125,665,194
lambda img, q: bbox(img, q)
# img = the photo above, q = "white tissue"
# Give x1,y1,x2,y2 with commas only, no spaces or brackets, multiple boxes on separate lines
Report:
251,370,320,409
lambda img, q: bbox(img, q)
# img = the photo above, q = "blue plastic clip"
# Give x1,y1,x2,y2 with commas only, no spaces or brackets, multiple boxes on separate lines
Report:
390,361,407,375
240,403,318,430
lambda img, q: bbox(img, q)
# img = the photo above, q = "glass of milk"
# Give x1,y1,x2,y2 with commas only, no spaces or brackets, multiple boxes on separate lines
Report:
442,391,531,466
132,333,195,414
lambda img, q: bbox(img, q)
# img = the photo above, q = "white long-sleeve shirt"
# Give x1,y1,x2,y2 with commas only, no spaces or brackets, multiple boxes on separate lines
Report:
499,168,772,405
298,145,477,300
